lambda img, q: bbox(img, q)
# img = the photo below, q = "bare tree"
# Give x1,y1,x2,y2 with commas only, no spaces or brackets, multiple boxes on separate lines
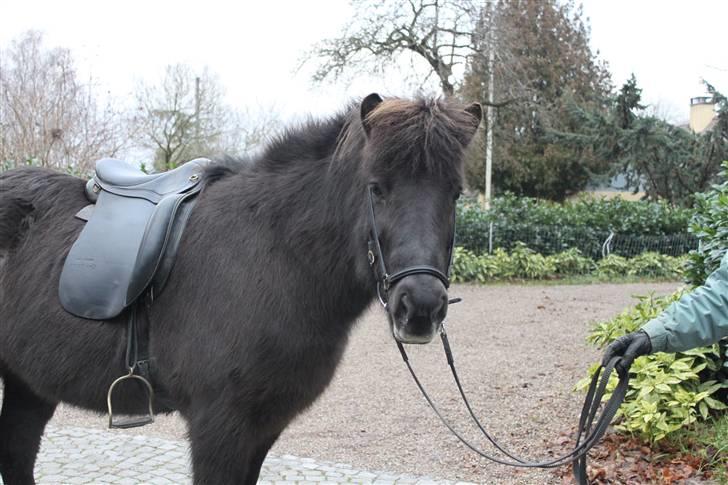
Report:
306,0,518,103
304,0,518,202
221,105,282,158
0,31,127,173
133,65,279,171
307,0,469,95
134,65,221,170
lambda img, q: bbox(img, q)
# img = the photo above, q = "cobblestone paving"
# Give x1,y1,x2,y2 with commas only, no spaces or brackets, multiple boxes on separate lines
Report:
6,426,475,485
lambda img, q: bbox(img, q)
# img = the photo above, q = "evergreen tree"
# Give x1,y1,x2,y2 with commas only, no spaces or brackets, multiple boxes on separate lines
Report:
460,0,613,200
552,77,728,206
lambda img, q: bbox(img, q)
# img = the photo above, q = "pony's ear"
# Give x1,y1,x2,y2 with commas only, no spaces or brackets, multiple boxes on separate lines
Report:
361,93,383,136
465,103,483,126
463,102,483,143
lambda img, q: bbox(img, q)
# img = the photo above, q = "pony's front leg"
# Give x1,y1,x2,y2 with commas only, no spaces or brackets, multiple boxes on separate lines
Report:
187,407,279,485
0,372,57,485
188,421,248,484
242,433,280,485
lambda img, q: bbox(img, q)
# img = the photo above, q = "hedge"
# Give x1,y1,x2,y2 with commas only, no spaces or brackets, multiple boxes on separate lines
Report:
456,194,697,258
451,244,686,283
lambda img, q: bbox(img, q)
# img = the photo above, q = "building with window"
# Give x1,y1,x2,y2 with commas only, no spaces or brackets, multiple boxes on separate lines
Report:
689,96,717,134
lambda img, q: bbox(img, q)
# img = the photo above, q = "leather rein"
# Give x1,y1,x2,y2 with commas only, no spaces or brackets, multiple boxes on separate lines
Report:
365,184,630,484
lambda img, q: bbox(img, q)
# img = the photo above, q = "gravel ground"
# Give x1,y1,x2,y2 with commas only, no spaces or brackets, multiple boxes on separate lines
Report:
37,281,681,484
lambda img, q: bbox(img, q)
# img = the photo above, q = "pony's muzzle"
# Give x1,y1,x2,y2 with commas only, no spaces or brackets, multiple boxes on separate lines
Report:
388,275,448,344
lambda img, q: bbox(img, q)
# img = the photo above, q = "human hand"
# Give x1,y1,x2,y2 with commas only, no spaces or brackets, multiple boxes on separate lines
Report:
602,330,652,376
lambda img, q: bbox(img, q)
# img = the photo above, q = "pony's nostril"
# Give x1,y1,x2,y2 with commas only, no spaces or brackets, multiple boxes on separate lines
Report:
430,295,448,324
395,293,414,323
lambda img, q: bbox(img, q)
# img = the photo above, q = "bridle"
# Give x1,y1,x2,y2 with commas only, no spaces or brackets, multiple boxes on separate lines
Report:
366,184,454,308
365,183,629,484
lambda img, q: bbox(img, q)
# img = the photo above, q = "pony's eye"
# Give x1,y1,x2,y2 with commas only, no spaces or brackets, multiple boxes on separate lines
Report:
370,183,384,198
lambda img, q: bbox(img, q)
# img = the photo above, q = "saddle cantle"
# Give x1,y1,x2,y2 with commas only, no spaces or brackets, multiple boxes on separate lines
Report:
59,158,210,320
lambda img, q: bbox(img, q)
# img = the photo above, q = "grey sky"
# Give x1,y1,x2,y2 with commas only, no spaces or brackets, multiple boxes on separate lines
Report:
583,0,728,122
1,0,726,123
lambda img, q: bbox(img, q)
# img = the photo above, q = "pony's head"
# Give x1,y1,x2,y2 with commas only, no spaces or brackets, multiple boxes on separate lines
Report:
355,94,482,344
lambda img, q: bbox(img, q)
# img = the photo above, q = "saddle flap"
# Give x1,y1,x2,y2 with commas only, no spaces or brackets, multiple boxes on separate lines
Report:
60,192,157,319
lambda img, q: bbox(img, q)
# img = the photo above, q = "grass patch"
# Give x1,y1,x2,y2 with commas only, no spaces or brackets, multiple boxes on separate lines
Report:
665,414,728,483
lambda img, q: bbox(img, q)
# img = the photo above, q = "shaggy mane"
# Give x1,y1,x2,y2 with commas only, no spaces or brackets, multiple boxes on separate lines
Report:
204,96,477,183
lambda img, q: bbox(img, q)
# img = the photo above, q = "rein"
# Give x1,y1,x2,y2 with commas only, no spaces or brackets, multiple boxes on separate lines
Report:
366,185,629,484
395,330,628,483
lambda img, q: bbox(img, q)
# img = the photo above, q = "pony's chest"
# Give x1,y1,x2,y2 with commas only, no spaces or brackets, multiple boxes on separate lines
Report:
267,331,348,395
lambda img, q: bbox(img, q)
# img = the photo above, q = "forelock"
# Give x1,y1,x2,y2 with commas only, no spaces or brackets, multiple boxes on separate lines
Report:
363,97,477,182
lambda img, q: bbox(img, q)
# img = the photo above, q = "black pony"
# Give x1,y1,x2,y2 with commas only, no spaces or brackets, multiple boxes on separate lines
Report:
0,94,481,484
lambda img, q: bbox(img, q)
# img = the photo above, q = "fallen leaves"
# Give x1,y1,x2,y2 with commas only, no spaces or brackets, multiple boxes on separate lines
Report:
553,431,714,484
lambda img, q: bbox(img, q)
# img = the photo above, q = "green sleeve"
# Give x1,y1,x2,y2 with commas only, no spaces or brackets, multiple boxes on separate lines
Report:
642,255,728,353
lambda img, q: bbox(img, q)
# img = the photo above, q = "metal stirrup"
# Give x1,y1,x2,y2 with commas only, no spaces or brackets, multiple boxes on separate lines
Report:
107,370,155,429
106,301,155,429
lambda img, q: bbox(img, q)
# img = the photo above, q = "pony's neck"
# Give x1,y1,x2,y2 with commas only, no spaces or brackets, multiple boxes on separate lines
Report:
271,157,370,283
244,150,374,324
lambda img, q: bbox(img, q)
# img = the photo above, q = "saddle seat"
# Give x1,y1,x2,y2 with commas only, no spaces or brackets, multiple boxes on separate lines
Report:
60,158,210,320
96,159,167,186
89,158,206,203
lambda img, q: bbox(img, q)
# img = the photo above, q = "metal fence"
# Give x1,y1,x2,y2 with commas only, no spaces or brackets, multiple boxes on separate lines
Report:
460,223,698,259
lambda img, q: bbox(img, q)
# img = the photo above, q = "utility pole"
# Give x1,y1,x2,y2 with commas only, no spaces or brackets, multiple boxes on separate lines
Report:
484,2,495,210
194,76,201,143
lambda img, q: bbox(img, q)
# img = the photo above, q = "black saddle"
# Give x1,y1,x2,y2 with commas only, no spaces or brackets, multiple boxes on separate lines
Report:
59,158,210,320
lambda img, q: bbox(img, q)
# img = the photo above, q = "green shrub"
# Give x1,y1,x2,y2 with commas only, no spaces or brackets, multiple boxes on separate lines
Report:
507,242,555,279
666,255,690,279
456,194,696,258
546,248,595,275
450,246,685,282
489,248,513,279
628,252,687,278
686,161,728,286
574,166,728,445
579,292,728,442
452,248,488,283
596,254,630,277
